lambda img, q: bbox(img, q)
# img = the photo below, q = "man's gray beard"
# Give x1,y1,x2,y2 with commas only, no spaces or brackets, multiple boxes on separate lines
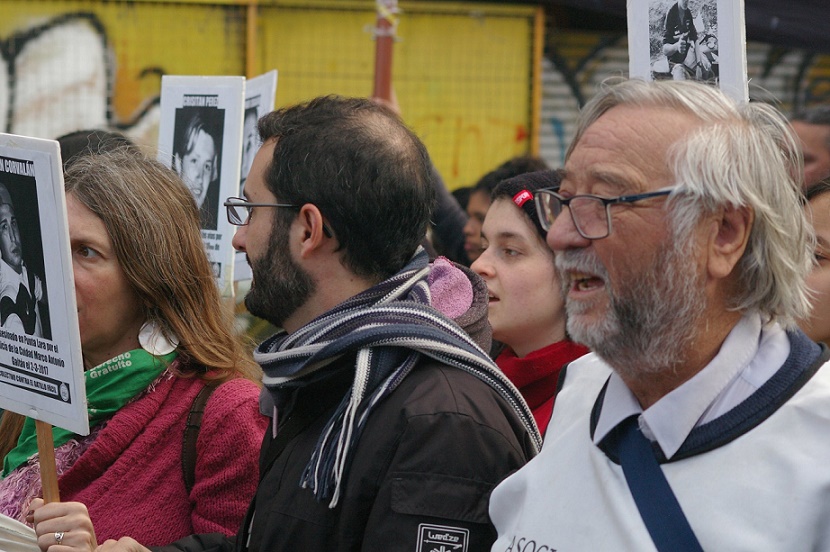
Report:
556,233,707,378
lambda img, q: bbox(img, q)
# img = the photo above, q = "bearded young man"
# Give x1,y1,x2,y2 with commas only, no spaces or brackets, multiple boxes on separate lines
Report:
489,79,830,551
68,96,537,552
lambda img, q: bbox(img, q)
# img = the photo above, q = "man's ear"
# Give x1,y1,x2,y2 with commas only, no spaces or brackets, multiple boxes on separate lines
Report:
708,205,753,280
296,204,331,258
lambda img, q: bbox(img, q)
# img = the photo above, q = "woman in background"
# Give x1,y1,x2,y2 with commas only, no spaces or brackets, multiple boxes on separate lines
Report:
472,170,588,436
799,180,830,345
0,148,266,547
462,156,549,265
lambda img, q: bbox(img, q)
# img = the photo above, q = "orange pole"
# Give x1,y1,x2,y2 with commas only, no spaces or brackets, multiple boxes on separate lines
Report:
373,0,398,101
531,6,544,156
246,2,258,79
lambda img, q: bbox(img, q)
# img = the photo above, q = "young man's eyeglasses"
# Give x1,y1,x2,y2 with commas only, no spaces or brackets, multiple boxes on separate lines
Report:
223,197,334,237
223,197,297,226
534,187,675,240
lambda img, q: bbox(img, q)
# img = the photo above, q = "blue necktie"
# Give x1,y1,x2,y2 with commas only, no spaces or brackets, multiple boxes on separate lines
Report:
611,415,704,552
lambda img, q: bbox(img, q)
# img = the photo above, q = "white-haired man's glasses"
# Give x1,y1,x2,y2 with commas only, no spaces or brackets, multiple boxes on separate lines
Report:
534,187,675,240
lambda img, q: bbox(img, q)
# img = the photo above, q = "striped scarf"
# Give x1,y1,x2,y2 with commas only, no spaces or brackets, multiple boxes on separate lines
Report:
254,248,541,508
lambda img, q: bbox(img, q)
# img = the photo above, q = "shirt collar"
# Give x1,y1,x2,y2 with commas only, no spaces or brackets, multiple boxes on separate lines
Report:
593,313,768,458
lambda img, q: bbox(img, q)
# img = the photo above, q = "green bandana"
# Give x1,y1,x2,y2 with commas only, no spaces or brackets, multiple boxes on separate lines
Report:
2,349,177,476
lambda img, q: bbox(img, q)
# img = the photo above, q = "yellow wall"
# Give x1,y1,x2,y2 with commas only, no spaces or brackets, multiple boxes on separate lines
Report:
259,3,534,187
0,0,538,189
0,2,245,125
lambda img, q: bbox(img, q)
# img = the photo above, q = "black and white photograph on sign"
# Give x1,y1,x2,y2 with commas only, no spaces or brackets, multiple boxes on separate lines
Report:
0,160,51,340
239,70,277,197
157,75,245,296
0,134,87,437
240,105,258,195
649,0,717,82
629,0,747,102
235,70,277,283
173,106,225,231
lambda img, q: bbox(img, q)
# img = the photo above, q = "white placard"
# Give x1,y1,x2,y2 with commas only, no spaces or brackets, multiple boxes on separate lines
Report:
157,76,245,296
628,0,748,103
0,134,86,435
235,70,278,282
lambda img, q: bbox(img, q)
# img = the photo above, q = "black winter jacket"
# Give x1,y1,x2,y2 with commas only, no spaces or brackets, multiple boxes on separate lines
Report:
153,356,535,552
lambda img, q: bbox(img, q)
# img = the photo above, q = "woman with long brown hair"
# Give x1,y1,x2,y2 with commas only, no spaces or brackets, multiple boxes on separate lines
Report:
0,148,265,546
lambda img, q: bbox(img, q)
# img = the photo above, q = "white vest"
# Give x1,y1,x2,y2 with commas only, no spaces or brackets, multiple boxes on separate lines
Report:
489,352,830,552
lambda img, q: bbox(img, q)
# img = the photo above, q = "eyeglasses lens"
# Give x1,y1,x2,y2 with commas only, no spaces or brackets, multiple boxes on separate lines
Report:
227,204,249,226
536,193,554,231
570,197,607,239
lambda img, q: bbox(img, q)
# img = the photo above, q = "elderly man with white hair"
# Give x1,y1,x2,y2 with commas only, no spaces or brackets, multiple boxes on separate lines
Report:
489,78,830,551
0,183,44,337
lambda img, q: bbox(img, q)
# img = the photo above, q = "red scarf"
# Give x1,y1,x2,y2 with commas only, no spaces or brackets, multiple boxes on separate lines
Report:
496,341,589,436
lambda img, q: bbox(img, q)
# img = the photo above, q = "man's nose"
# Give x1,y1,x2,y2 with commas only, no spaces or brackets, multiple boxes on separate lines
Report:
546,208,591,253
232,224,247,252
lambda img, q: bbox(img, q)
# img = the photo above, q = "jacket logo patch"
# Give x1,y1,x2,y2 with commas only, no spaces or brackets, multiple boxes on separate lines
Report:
417,523,469,552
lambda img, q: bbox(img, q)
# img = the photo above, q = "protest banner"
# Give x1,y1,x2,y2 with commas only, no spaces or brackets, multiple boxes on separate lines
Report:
158,76,245,296
628,0,748,102
0,134,86,502
235,70,278,283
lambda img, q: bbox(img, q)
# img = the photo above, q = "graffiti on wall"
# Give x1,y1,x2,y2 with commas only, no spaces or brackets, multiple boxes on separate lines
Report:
539,32,830,167
0,3,533,190
0,12,160,146
1,0,247,148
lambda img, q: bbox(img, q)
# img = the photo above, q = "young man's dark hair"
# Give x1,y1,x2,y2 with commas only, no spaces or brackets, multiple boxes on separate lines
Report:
258,95,436,281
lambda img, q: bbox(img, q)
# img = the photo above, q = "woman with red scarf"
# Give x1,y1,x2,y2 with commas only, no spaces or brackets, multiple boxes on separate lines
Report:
472,170,588,436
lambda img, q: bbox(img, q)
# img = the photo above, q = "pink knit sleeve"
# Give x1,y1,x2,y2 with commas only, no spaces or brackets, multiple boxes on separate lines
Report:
189,378,267,536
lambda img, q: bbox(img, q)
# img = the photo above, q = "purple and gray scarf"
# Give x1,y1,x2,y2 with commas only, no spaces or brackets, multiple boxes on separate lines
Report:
254,248,541,508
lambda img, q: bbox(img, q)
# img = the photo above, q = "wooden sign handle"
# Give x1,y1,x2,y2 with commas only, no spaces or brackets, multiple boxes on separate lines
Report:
35,419,60,503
